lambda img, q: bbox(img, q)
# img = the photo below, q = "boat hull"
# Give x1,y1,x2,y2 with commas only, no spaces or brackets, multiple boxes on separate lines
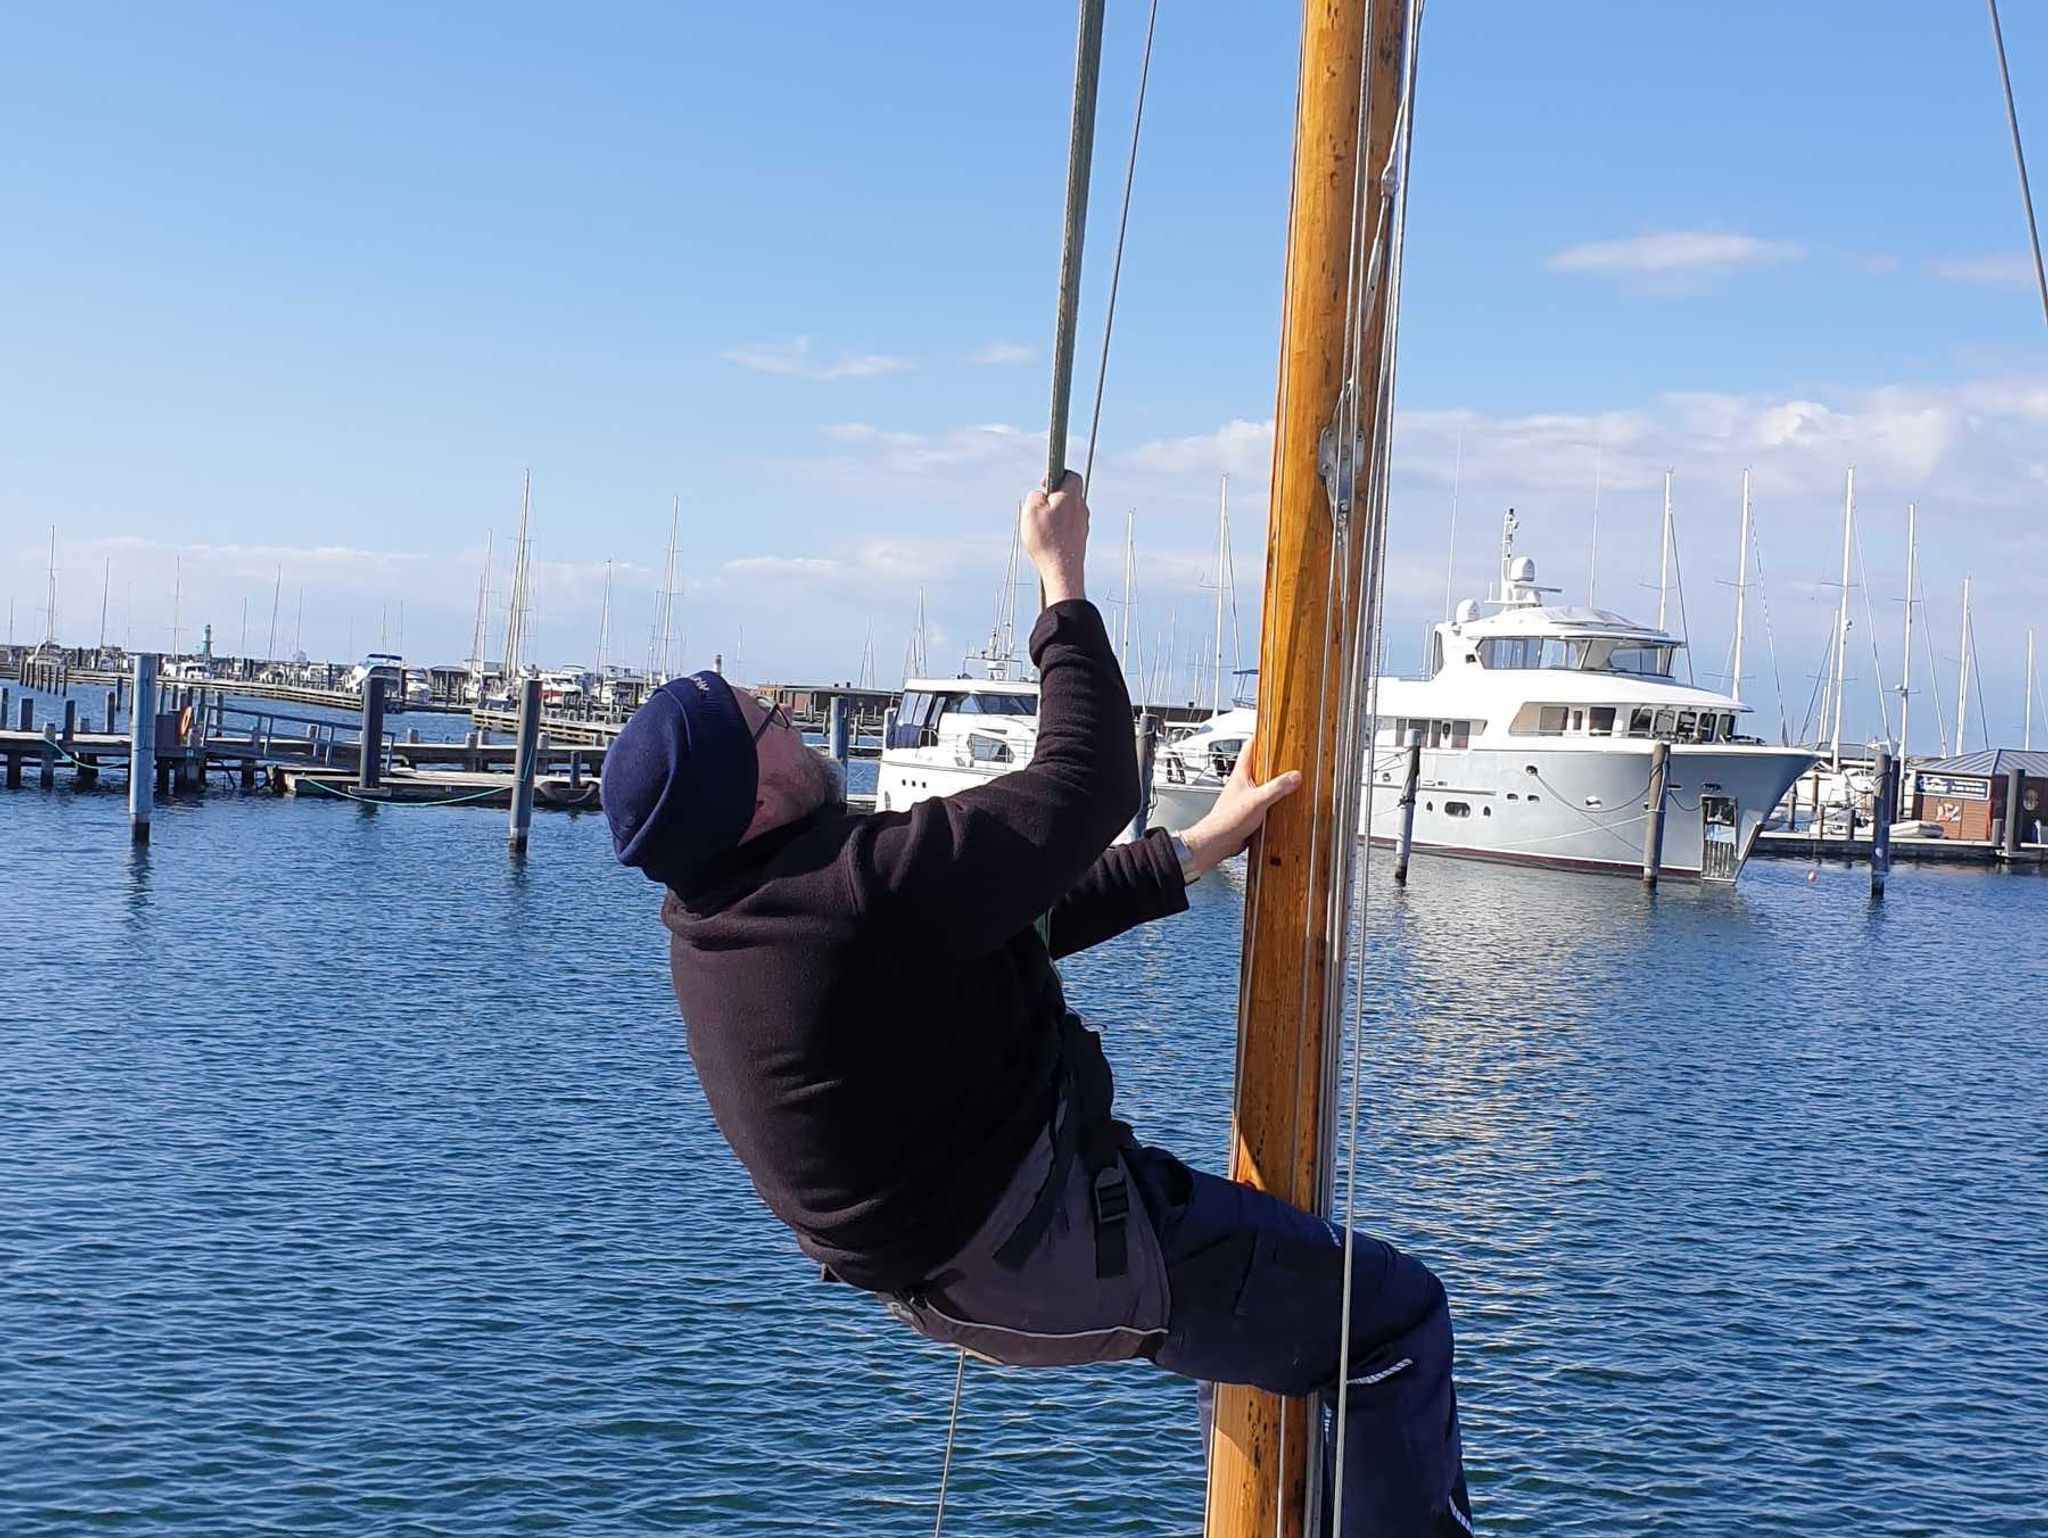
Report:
1363,741,1815,880
1153,742,1814,881
874,754,1012,813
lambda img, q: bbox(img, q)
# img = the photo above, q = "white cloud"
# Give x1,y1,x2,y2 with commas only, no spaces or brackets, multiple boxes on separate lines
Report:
1926,253,2038,286
723,555,844,578
1123,418,1276,478
720,336,912,381
970,340,1036,366
1548,231,1804,276
796,420,1043,482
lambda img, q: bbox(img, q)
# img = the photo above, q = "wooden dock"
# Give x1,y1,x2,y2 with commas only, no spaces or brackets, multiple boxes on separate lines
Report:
1751,829,2019,866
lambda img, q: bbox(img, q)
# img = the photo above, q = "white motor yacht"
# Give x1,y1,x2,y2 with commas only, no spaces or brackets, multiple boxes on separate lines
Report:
344,653,404,695
873,677,1041,812
1151,531,1815,882
1151,706,1255,832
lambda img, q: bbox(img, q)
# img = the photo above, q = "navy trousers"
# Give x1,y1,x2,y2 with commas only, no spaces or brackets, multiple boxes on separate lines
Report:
1128,1145,1474,1538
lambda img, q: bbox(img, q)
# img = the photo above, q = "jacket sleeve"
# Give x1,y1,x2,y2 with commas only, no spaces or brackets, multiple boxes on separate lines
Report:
847,600,1140,958
1045,827,1190,959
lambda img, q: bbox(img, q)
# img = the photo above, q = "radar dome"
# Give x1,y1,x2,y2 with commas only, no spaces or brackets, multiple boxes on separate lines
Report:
1455,599,1481,624
1509,556,1537,584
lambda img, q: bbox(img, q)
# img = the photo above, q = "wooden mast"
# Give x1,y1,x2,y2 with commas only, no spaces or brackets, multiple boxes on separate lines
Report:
1206,2,1409,1536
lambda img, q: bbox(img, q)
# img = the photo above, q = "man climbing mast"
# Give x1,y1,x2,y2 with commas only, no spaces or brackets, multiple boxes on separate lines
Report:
603,473,1473,1537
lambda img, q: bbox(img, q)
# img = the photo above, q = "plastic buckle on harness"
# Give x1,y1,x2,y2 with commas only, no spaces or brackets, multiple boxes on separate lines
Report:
1092,1166,1130,1224
1091,1166,1130,1279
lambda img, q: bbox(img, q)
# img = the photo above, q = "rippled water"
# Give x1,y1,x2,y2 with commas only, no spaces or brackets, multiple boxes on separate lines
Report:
3,751,2044,1535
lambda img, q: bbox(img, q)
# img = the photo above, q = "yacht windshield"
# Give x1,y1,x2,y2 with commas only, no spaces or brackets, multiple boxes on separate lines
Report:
1478,637,1591,670
951,692,1035,716
1604,643,1676,677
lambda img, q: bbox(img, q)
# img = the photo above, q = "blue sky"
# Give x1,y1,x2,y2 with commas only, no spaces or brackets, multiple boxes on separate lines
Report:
2,1,2044,750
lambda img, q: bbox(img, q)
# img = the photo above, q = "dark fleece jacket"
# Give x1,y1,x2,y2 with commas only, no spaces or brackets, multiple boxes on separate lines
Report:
660,599,1189,1292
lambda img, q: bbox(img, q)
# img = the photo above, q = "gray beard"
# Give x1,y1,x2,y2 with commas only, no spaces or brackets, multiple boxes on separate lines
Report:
819,752,848,805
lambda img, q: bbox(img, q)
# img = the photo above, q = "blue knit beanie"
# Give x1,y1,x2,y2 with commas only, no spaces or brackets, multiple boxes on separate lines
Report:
603,671,758,887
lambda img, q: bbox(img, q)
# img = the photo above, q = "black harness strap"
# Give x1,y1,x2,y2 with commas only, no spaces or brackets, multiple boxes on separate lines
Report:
989,1011,1129,1279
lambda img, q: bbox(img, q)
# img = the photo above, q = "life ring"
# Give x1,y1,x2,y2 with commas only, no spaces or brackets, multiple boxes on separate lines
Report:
178,704,195,743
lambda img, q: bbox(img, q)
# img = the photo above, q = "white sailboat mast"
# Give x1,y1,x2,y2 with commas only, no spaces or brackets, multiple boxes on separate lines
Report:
2027,627,2036,752
1586,432,1600,607
1212,473,1229,715
1956,576,1973,756
1897,503,1916,760
501,471,533,679
266,565,282,662
471,531,494,685
1830,468,1855,765
1444,429,1463,619
658,495,681,681
44,528,58,648
1731,468,1751,704
1119,510,1135,676
595,559,613,678
1657,471,1673,632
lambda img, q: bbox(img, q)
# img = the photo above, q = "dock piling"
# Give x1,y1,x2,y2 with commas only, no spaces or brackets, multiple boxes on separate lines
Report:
17,697,31,731
62,699,77,744
358,676,388,791
1125,713,1160,845
1393,730,1422,884
39,726,57,789
1642,740,1671,887
130,655,158,842
829,696,851,767
2005,766,2024,859
1871,746,1894,900
509,677,541,852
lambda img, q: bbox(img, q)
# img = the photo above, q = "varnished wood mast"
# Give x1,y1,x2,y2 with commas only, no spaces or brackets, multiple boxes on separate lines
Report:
1205,3,1409,1537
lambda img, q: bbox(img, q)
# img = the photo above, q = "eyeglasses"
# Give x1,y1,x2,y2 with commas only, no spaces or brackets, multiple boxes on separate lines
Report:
751,698,791,742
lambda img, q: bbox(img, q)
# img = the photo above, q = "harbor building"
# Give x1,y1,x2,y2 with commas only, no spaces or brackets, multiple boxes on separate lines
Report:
1910,749,2048,846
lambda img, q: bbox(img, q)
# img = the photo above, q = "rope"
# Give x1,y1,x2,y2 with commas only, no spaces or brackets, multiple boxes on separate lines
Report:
1668,505,1695,684
937,1,1113,1521
930,1348,968,1538
1915,569,1950,753
1745,516,1792,746
1044,0,1109,490
1852,513,1894,743
1082,0,1162,489
1987,0,2048,328
297,776,516,808
1330,4,1424,1535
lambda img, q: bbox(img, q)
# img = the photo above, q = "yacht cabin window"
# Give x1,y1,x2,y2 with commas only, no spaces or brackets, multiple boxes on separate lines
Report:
888,690,945,749
966,733,1014,764
1378,717,1479,749
952,692,1035,716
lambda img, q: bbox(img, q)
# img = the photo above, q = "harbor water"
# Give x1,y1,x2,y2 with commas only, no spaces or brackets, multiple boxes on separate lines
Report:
3,770,2044,1535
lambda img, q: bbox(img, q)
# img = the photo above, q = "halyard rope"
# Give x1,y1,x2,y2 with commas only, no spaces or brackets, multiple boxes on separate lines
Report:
1986,0,2048,329
1329,3,1424,1535
1082,0,1162,490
